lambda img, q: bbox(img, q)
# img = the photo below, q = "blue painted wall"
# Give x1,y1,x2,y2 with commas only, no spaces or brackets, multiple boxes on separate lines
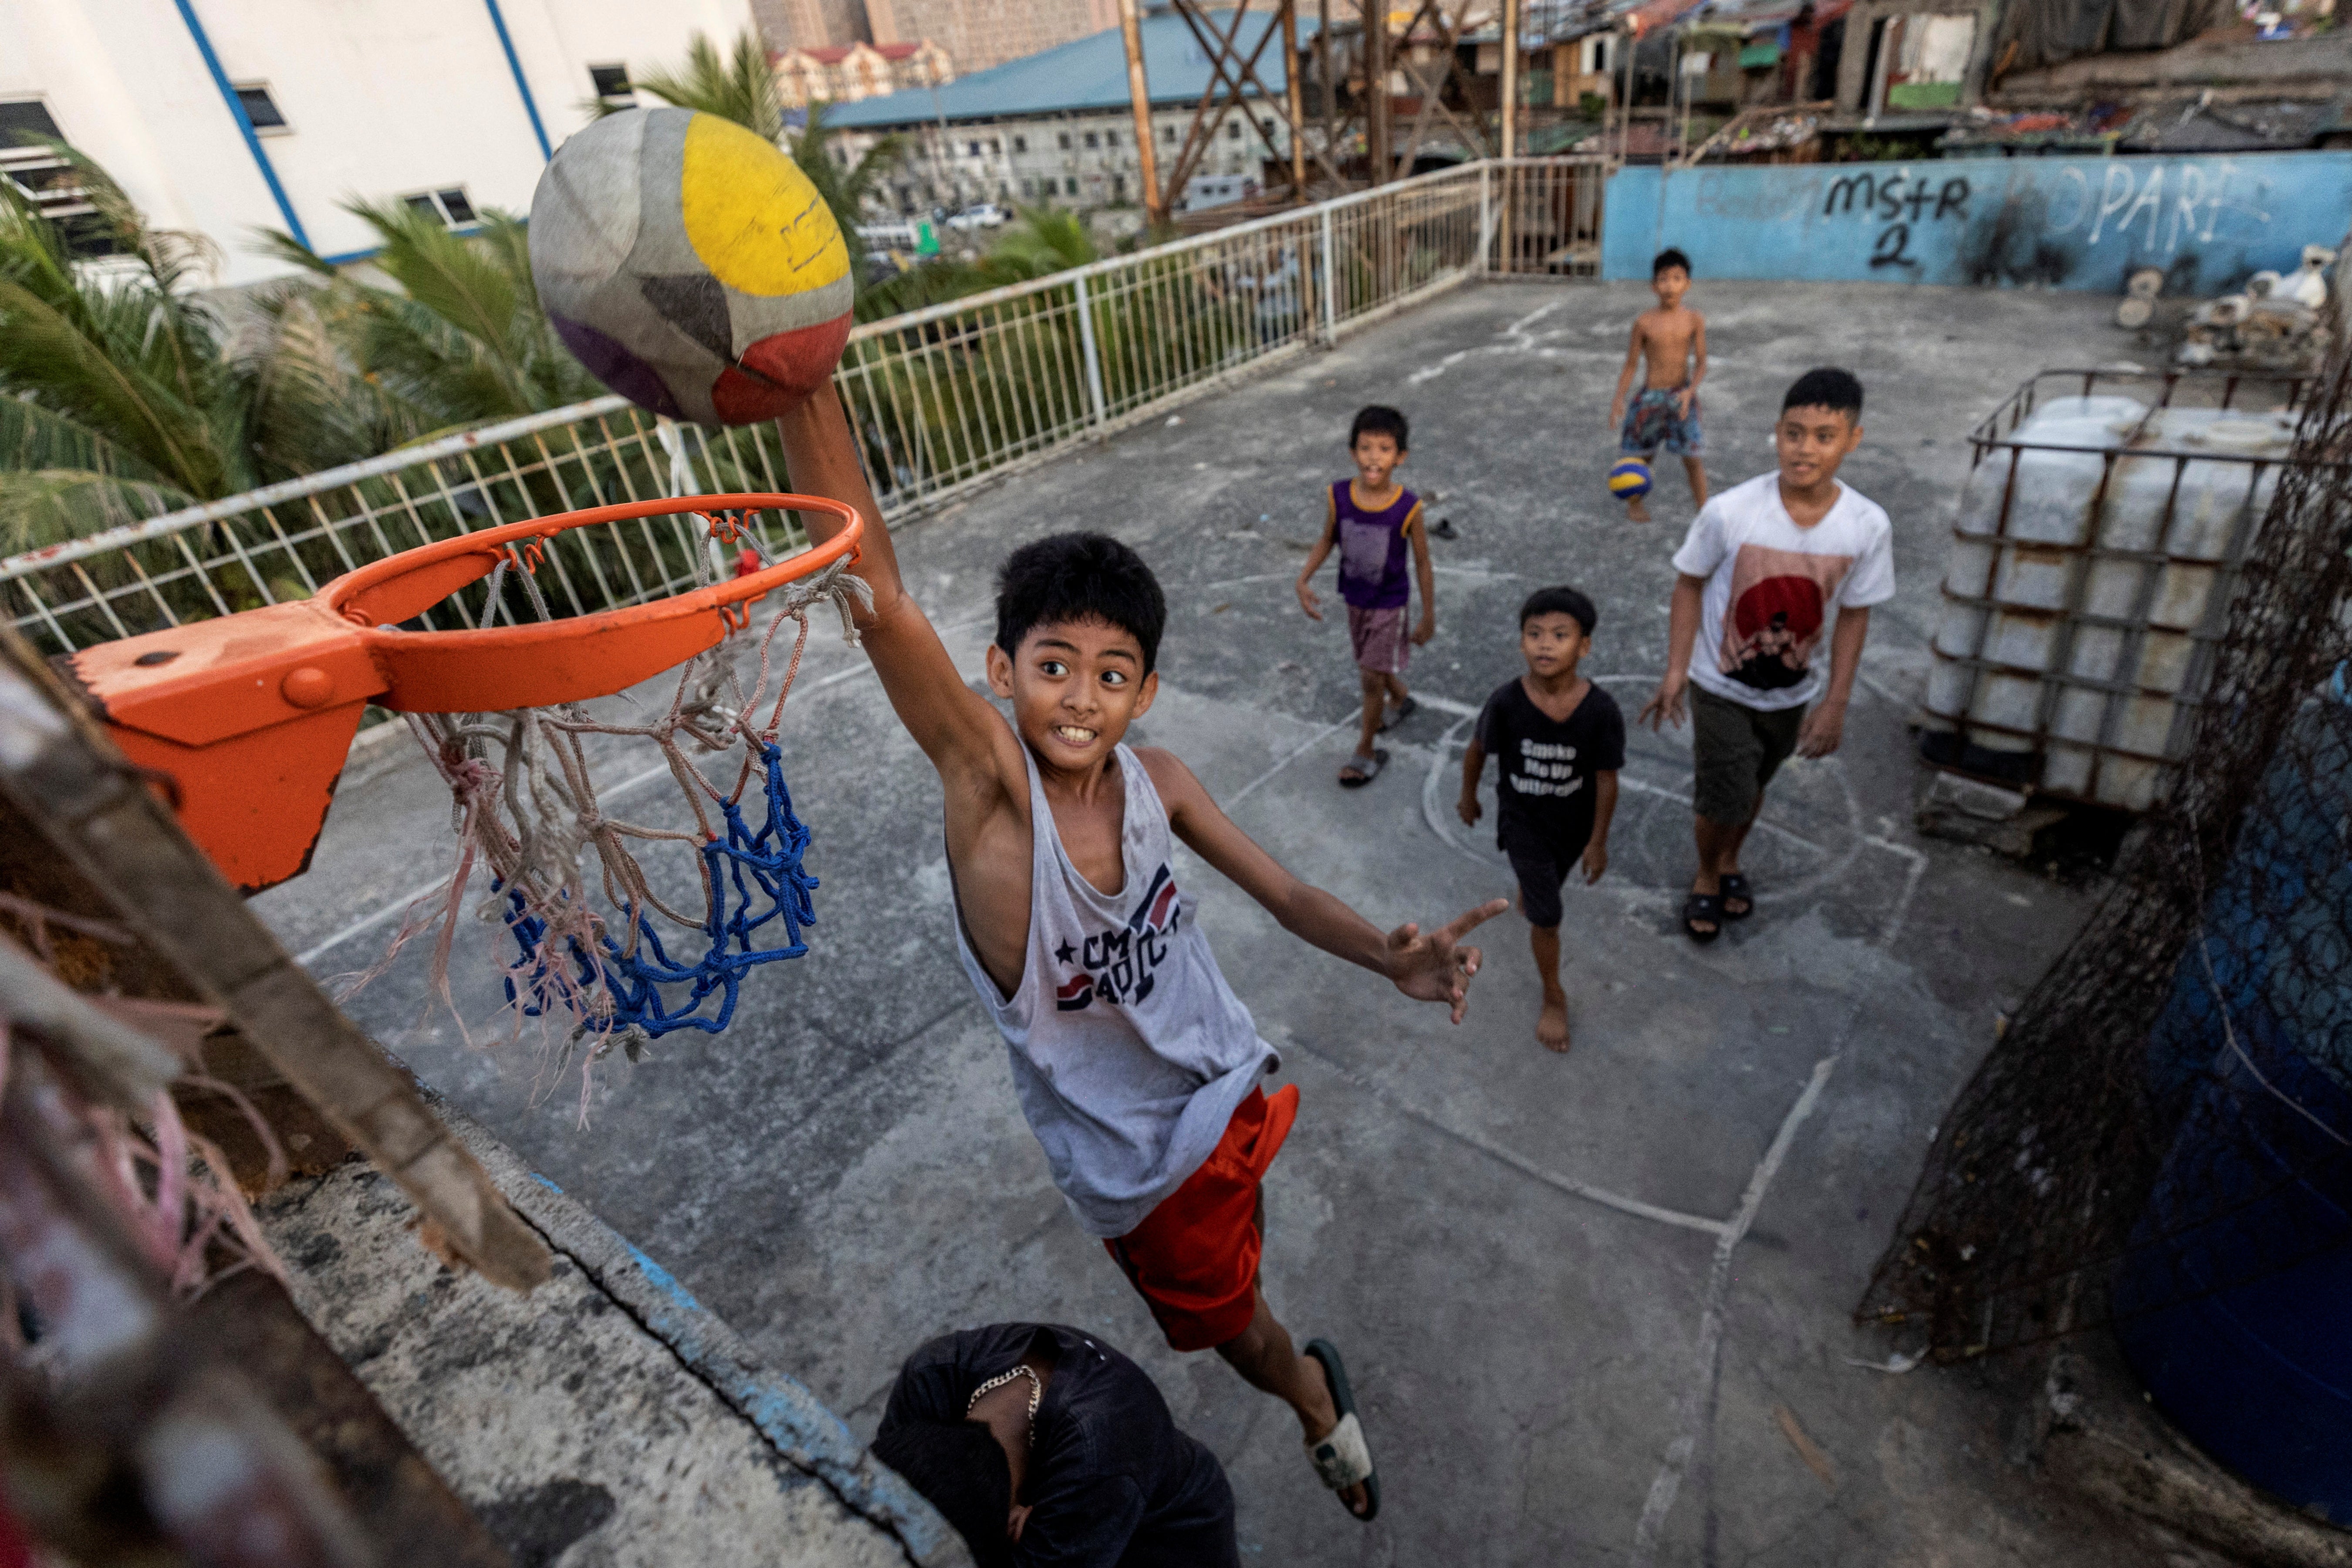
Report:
1602,152,2352,293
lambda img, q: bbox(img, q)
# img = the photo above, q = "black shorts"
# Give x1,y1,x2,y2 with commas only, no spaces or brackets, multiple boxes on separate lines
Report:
1690,685,1805,825
1503,829,1590,929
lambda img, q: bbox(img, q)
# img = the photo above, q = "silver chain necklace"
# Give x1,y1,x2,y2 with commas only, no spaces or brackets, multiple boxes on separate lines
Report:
965,1363,1044,1434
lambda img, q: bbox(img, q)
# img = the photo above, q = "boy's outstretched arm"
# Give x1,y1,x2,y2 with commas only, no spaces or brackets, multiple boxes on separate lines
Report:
772,389,1020,793
1138,747,1507,1022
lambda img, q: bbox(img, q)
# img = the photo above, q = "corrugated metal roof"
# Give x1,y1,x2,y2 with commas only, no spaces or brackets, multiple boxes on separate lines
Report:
823,7,1310,129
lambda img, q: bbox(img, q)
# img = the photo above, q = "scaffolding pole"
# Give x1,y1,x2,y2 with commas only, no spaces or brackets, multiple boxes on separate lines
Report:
1119,0,1166,226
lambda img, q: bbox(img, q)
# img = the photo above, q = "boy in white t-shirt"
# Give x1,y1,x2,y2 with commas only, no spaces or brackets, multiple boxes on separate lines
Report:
1637,368,1894,942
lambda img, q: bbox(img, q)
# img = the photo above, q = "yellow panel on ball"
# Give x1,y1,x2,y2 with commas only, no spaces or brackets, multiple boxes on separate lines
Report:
679,115,849,297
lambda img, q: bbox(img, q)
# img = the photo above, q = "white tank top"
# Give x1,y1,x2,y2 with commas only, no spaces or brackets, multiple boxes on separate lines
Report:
952,739,1277,1238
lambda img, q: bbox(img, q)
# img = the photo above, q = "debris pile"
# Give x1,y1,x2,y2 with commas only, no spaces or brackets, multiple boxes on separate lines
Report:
2174,246,2337,372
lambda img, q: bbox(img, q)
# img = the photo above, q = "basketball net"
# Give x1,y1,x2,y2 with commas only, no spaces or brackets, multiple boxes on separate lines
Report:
366,504,868,1119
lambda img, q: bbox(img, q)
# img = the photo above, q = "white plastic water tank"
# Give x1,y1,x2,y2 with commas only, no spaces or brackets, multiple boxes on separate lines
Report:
1924,378,2296,812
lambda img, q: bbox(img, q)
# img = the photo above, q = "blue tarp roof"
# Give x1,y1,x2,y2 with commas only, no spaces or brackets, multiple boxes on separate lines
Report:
822,8,1306,129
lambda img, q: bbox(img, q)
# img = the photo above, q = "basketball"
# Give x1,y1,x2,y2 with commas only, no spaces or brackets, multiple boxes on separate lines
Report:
530,108,854,426
1608,457,1653,499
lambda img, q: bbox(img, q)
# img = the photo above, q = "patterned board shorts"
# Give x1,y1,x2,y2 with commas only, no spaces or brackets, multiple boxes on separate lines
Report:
1621,387,1704,456
1347,604,1410,675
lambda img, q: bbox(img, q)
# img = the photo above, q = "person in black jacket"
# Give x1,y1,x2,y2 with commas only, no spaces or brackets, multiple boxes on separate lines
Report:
872,1322,1239,1567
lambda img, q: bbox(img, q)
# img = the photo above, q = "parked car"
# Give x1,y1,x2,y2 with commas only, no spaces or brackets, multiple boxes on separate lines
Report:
946,203,1009,231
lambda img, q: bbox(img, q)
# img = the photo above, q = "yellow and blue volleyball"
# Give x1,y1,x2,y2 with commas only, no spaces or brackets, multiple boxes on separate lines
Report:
1608,457,1653,499
529,108,852,426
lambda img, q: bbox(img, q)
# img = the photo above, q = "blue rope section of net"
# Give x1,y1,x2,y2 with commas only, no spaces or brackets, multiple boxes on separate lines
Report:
498,742,818,1038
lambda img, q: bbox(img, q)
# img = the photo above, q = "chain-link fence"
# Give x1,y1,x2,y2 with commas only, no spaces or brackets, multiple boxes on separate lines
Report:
3,156,1602,656
1860,345,2352,1361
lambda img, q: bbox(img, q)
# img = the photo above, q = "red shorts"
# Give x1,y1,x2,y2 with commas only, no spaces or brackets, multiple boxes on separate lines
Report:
1105,1084,1300,1352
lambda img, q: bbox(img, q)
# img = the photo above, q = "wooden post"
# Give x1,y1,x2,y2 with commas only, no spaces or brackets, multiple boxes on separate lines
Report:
1283,0,1308,197
1119,0,1164,226
1498,0,1520,160
1366,0,1392,184
1318,0,1335,165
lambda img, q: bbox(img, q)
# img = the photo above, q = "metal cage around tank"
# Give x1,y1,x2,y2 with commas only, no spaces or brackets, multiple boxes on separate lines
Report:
1918,368,2337,812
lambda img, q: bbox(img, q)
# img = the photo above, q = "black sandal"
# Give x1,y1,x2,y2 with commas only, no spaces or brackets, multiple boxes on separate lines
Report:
1719,873,1754,920
1682,891,1724,943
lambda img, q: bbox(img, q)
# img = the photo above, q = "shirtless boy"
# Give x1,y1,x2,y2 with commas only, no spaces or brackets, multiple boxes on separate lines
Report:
772,387,1507,1524
1608,247,1710,522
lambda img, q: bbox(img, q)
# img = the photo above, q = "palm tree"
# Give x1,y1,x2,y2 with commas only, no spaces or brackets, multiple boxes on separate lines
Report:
259,199,600,433
607,29,785,142
0,150,384,549
976,207,1101,286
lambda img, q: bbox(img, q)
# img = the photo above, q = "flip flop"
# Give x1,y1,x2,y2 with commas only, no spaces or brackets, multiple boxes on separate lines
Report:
1303,1339,1379,1522
1682,891,1723,943
1378,696,1419,733
1338,748,1388,787
1719,873,1754,920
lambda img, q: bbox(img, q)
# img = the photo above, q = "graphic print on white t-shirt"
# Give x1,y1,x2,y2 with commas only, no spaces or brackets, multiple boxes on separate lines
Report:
1671,473,1896,713
1717,544,1852,693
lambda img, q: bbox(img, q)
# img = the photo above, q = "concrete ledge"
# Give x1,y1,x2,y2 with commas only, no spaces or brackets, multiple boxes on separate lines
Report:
260,1099,970,1568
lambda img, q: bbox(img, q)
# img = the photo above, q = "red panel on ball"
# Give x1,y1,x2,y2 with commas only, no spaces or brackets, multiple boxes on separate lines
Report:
709,314,853,425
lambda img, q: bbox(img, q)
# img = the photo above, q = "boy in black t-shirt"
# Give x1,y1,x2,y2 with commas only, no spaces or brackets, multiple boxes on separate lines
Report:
1459,588,1624,1053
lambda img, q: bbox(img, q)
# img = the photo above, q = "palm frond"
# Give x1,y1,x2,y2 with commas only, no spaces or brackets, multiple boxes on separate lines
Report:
340,199,532,408
0,394,168,484
0,466,194,553
630,30,783,142
0,277,227,497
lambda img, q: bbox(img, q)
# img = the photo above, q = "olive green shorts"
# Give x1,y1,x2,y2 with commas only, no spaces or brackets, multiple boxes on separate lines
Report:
1690,685,1805,825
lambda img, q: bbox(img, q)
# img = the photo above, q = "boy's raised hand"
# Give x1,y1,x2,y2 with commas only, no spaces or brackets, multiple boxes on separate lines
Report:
1383,898,1510,1024
1294,576,1324,622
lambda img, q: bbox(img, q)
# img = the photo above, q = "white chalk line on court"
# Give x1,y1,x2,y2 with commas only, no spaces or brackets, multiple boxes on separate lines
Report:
1632,1048,1842,1561
1289,1040,1728,1238
293,759,676,968
1225,712,1361,808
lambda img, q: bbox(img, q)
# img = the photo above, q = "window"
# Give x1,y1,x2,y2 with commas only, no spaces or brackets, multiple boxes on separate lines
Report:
1013,134,1027,152
1064,176,1077,195
1058,131,1071,149
235,83,289,133
1021,178,1035,197
401,188,478,227
1105,130,1118,147
1226,121,1241,140
1162,124,1177,142
966,140,981,157
588,64,633,103
1112,173,1125,197
0,99,117,258
1083,131,1098,149
987,138,1000,154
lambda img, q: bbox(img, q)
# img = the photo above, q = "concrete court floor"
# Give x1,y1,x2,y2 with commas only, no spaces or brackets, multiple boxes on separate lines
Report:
255,279,2229,1566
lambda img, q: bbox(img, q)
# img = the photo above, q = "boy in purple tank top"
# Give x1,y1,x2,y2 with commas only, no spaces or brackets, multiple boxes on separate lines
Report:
774,387,1507,1533
1294,406,1435,787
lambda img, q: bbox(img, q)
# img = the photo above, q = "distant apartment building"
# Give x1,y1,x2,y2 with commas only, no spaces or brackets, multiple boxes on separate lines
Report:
0,0,755,287
865,0,1119,77
827,6,1292,214
774,39,953,107
754,0,869,51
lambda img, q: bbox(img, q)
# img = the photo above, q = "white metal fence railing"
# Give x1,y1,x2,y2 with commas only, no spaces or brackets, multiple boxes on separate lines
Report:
2,157,1604,655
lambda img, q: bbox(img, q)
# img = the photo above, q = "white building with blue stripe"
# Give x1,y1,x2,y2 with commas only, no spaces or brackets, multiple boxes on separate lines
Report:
0,0,753,287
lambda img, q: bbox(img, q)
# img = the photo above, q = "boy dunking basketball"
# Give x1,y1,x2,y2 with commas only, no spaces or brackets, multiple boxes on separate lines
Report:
774,388,1507,1525
1608,248,1709,523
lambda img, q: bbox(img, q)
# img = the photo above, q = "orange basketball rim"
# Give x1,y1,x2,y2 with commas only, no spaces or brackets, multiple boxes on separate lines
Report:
64,494,862,894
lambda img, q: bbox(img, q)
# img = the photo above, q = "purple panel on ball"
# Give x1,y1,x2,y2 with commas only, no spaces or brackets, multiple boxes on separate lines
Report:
547,311,682,419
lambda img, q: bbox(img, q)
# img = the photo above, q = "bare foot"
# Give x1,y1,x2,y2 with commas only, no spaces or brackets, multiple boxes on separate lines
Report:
1537,995,1570,1054
1304,1351,1372,1519
1627,497,1651,522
